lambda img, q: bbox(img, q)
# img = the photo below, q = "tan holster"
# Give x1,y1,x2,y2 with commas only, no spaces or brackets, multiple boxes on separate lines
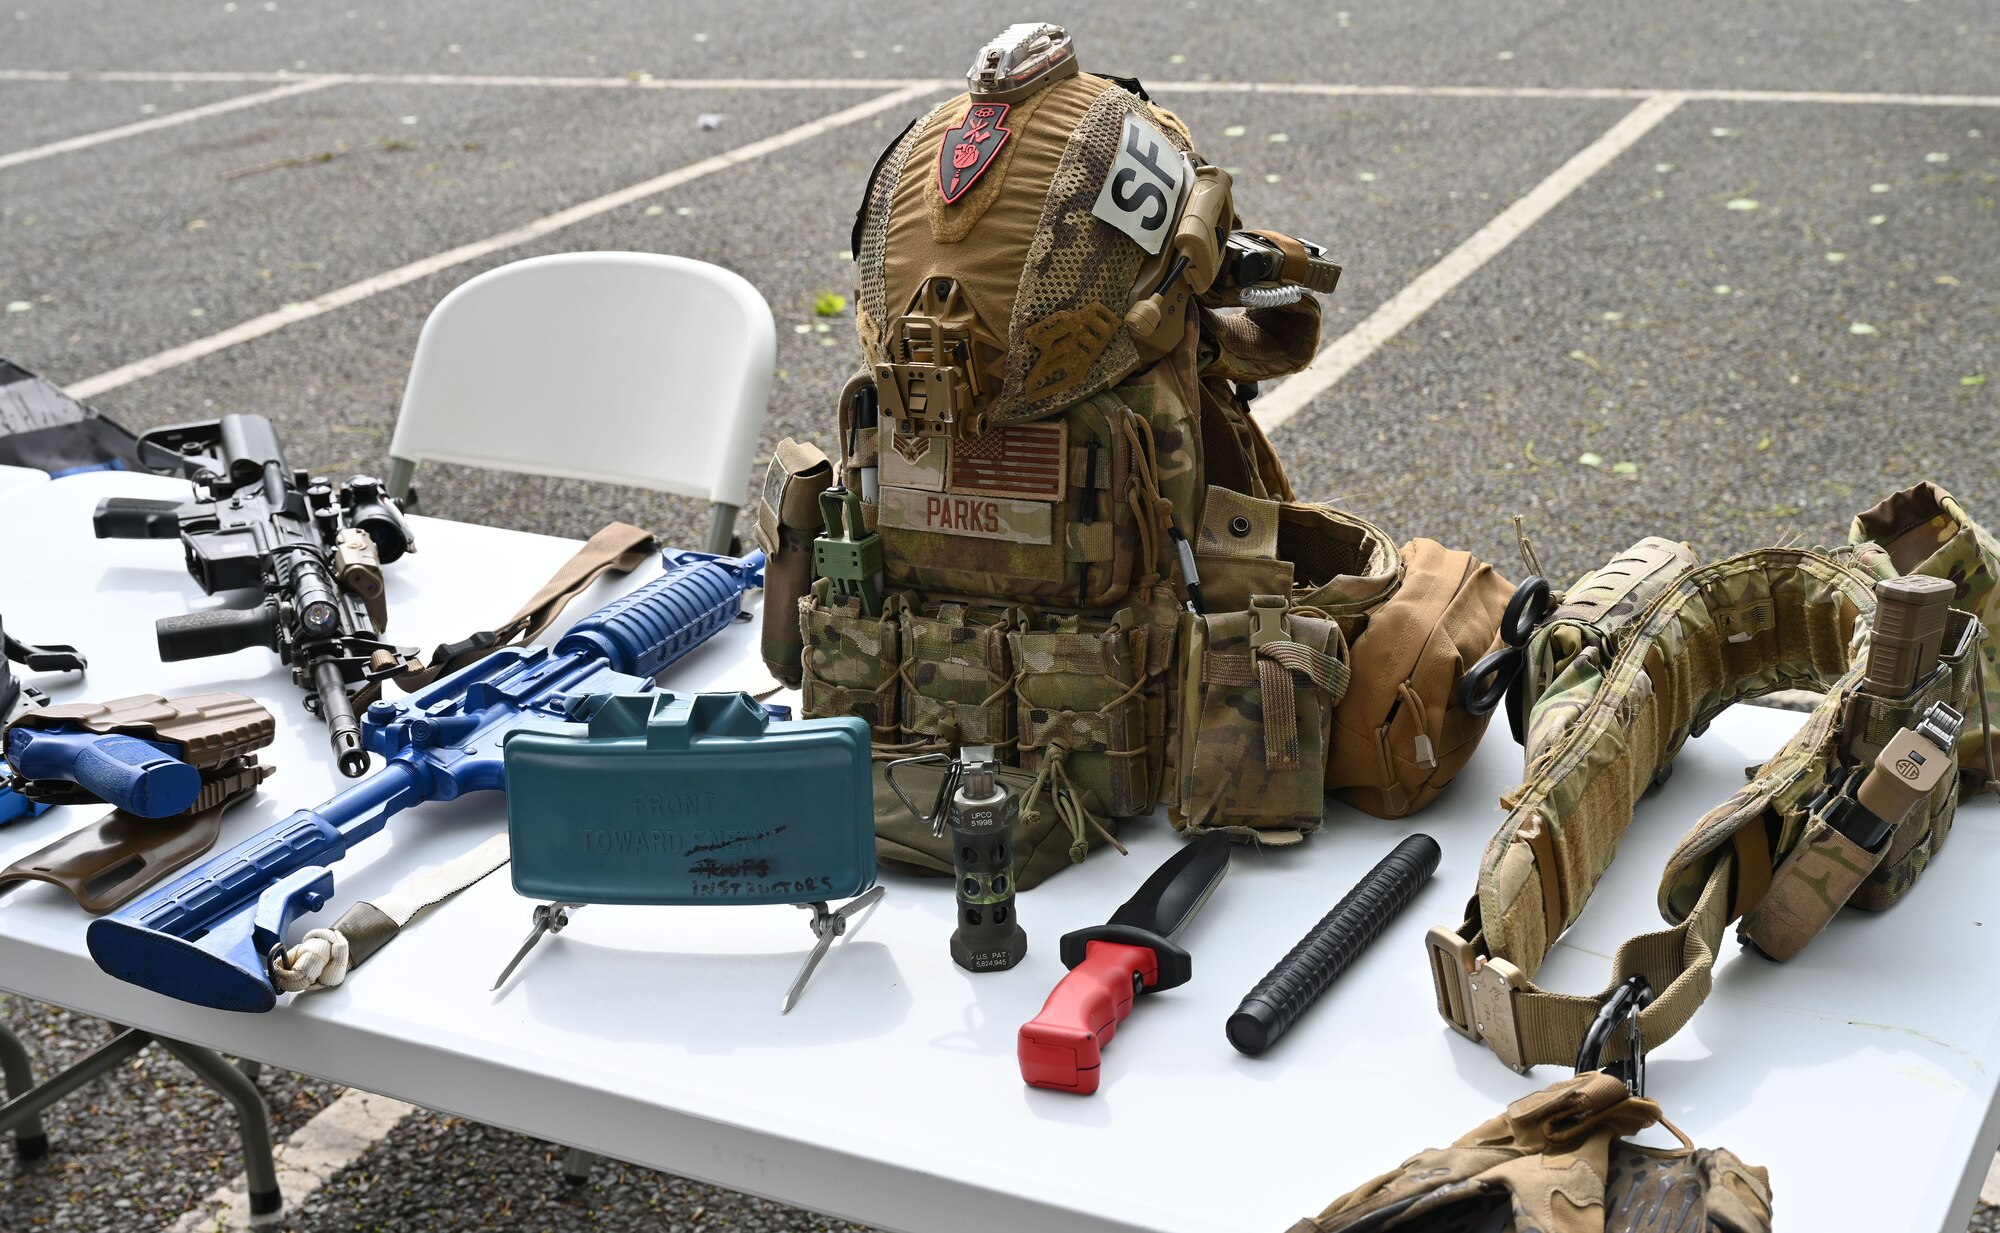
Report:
2,692,274,912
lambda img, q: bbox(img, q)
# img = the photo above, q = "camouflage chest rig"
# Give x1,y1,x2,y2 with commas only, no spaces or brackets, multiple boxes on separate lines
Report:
1429,483,1999,1076
764,25,1396,879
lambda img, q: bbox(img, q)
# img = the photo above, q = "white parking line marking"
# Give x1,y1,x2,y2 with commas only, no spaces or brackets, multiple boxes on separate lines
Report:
166,1088,417,1233
0,77,341,173
1152,81,2000,108
3,68,1998,108
1251,94,1686,433
62,81,942,402
0,68,943,91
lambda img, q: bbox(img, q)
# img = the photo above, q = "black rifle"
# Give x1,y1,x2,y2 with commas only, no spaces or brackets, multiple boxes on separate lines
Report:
93,415,417,777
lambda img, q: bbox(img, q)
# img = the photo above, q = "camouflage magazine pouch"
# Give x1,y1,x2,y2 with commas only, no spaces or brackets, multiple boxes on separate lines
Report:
1172,596,1348,843
1010,608,1162,820
1840,608,1984,916
1291,1072,1771,1233
1734,613,1979,959
900,601,1016,753
800,580,904,742
870,755,1120,890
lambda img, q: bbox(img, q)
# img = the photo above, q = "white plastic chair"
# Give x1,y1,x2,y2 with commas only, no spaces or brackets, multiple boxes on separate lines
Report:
387,252,775,552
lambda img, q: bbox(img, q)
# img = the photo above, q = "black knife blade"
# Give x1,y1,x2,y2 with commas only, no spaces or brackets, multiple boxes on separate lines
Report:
1106,831,1231,938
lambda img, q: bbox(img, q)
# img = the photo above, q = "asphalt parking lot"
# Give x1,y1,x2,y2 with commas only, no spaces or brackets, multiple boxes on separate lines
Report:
3,1,1998,1229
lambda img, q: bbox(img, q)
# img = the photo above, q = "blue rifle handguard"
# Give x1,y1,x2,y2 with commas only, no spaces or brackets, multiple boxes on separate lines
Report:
503,692,874,907
86,549,764,1012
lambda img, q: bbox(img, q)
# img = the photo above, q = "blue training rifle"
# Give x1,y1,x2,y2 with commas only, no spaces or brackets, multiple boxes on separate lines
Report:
87,548,764,1012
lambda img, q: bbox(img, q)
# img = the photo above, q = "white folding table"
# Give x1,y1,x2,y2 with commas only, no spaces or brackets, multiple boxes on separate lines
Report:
2,470,1996,1232
0,465,48,499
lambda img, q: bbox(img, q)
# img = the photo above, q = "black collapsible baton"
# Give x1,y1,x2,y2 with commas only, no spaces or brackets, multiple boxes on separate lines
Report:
1226,834,1442,1056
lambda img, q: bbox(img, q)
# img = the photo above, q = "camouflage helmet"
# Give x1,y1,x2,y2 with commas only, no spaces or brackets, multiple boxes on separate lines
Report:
853,25,1223,437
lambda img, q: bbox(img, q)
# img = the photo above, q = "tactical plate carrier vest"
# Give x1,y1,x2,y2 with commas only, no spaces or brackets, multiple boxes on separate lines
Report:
767,27,1411,869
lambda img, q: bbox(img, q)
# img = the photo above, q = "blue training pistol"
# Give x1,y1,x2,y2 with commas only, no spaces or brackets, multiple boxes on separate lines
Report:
493,690,878,1010
86,549,764,1012
6,725,201,820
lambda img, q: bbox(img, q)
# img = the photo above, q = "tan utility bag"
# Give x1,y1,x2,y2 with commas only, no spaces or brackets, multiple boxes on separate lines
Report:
1326,539,1515,818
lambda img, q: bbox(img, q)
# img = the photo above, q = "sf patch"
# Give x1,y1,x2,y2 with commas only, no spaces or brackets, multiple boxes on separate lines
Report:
938,102,1011,204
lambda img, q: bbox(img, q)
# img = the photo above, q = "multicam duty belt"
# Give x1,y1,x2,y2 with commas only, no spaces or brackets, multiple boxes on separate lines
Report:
1428,484,1999,1076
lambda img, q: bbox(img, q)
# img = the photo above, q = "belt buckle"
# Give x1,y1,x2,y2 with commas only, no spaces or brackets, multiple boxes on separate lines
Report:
1425,926,1529,1073
1574,973,1654,1096
1248,594,1287,649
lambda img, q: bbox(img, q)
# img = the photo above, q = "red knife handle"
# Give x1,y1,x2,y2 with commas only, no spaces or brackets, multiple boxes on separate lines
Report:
1017,940,1159,1094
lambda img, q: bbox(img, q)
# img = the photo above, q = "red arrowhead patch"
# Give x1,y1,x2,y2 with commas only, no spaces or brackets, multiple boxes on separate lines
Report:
938,102,1011,205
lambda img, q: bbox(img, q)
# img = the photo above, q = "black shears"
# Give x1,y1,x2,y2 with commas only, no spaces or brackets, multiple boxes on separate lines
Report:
1459,575,1552,745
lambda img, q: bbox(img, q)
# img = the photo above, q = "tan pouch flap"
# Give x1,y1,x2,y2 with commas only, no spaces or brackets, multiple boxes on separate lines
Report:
1197,485,1280,560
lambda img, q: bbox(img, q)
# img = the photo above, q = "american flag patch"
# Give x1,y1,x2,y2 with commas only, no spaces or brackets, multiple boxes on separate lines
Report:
948,422,1067,501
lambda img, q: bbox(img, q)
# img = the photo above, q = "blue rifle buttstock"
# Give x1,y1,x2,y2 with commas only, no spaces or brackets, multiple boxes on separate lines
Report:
86,549,765,1012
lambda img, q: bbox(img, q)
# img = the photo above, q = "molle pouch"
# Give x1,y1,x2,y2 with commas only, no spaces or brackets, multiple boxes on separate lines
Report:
1193,486,1291,613
1741,637,1977,959
876,395,1156,610
753,438,834,688
1173,596,1347,842
1847,609,1984,910
1010,607,1159,819
900,601,1017,753
800,580,904,741
1739,810,1887,962
503,692,875,906
1280,502,1402,641
1850,482,2000,790
1327,541,1513,820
